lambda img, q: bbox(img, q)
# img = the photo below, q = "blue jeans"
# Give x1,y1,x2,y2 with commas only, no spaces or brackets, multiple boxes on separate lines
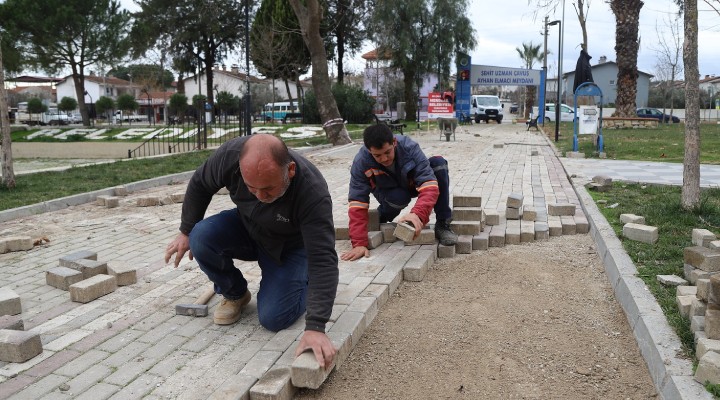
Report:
188,209,308,332
375,156,452,222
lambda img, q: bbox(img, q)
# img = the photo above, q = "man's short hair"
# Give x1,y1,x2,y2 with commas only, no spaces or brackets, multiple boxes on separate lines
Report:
363,124,394,149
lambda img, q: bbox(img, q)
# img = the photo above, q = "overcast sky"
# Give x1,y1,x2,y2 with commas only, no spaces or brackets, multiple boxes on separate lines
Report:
120,0,720,80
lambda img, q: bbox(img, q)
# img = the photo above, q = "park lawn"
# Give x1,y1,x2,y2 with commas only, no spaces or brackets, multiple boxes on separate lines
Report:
550,121,720,164
589,182,720,362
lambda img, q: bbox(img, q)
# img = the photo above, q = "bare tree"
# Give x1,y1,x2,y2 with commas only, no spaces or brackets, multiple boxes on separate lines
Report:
288,0,351,146
681,0,700,208
530,0,591,52
652,14,683,122
0,39,15,189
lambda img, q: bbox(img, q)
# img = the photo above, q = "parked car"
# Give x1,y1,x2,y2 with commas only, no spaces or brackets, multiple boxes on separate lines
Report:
67,112,82,124
636,107,680,123
543,103,576,122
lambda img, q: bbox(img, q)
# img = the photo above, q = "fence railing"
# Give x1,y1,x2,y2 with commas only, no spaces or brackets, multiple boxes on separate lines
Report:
128,111,246,158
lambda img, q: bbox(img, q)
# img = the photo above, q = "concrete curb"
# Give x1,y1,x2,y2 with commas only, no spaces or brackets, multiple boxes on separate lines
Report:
542,132,712,399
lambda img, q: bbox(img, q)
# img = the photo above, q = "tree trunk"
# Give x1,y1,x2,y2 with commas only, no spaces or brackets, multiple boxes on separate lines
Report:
524,86,536,120
403,67,418,123
289,0,351,145
70,64,90,127
0,43,16,189
610,0,643,118
682,0,701,209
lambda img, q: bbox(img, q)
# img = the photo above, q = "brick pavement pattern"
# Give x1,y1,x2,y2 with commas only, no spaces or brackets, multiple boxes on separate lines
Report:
0,123,587,399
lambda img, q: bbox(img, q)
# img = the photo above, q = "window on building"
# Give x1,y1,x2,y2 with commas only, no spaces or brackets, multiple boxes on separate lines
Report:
609,79,616,85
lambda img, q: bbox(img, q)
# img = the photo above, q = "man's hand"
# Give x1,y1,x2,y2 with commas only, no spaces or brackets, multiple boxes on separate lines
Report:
164,233,192,268
398,213,423,239
295,330,337,370
340,246,369,261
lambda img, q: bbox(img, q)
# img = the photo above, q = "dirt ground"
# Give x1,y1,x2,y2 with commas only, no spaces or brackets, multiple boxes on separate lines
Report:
296,234,658,399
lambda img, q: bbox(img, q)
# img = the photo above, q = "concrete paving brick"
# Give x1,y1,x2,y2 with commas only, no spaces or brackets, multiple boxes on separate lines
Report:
346,296,378,326
522,206,536,221
419,244,438,262
450,220,481,236
685,246,720,272
250,366,295,400
560,216,577,235
240,350,282,380
0,315,23,330
505,206,521,220
620,213,646,224
291,351,332,390
0,329,43,362
367,208,380,232
484,209,500,225
505,220,520,245
334,276,373,305
393,222,415,242
0,236,33,253
402,249,434,281
677,295,693,318
452,207,483,221
456,235,472,254
66,259,108,279
695,351,720,385
107,373,162,400
403,228,436,245
575,215,589,234
506,193,524,209
136,196,160,207
114,186,129,196
59,250,98,268
472,231,489,250
360,284,389,309
693,228,718,248
7,373,68,399
367,231,383,249
106,262,137,286
678,285,698,297
208,372,257,400
622,223,658,244
69,274,117,303
657,274,688,286
691,298,707,318
0,287,22,316
520,221,535,243
46,266,84,291
334,226,349,241
699,279,711,302
437,243,456,258
453,195,481,207
101,340,151,369
380,223,397,243
548,203,576,216
262,330,302,353
328,311,365,348
534,222,549,240
488,224,506,247
64,363,114,394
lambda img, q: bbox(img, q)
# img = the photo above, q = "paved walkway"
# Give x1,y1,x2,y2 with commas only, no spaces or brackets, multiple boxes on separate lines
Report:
0,123,710,399
562,157,720,187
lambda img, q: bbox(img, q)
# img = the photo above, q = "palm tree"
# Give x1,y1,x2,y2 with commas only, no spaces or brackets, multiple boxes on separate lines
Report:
610,0,644,117
516,42,545,119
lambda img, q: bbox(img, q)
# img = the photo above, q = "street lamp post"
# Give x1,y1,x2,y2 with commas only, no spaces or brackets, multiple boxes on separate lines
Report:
84,90,93,127
244,0,252,136
548,19,562,142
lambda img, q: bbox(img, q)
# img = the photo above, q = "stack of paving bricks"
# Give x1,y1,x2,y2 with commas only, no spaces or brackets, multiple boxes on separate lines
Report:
620,213,659,244
0,287,43,363
46,250,137,303
136,192,185,207
672,229,720,384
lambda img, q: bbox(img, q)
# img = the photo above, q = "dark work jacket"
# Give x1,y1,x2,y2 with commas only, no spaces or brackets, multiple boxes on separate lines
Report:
179,136,338,332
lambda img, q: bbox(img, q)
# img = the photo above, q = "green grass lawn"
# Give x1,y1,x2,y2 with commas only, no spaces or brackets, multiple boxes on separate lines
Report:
589,183,720,363
549,121,720,164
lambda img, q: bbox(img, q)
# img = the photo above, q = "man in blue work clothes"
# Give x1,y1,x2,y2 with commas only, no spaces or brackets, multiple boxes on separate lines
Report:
341,124,457,261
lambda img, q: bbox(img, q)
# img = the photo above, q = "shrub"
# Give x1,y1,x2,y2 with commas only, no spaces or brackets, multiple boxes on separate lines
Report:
302,84,376,124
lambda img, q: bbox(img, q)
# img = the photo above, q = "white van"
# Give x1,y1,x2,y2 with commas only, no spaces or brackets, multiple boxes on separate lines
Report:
470,95,503,124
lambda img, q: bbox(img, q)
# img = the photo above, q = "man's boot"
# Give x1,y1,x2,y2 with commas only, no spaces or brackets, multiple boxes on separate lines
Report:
434,219,458,246
214,290,251,325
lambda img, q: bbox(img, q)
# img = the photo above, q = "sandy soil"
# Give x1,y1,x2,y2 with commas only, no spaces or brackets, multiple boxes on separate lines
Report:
296,234,657,399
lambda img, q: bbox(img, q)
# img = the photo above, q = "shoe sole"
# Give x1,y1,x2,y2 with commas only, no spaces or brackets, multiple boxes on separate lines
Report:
213,292,251,325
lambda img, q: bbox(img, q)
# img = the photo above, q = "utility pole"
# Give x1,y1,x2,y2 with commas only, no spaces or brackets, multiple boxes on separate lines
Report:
542,16,549,125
